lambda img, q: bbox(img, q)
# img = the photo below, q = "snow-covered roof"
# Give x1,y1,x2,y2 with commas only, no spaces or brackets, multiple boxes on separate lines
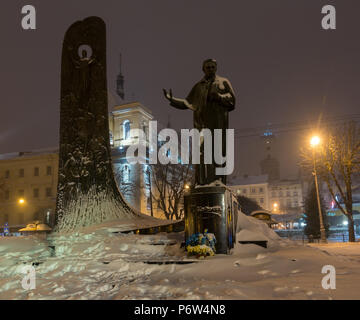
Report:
112,101,153,117
0,147,58,161
229,174,269,186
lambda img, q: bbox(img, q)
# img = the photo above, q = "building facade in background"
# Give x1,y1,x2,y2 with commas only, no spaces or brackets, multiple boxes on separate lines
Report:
0,102,167,228
229,174,270,211
0,150,58,227
268,180,303,214
229,174,304,215
109,102,157,216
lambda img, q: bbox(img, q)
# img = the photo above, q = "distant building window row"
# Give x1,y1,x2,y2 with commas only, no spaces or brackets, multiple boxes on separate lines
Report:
238,187,265,195
3,166,52,178
3,187,53,200
271,186,299,191
271,191,299,197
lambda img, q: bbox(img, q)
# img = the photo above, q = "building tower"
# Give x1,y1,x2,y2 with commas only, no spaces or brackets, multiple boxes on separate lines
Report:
109,102,154,214
259,128,280,182
116,53,125,100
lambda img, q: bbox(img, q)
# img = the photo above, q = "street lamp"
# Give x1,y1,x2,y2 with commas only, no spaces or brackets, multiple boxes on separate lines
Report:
310,136,320,147
18,198,25,205
273,202,278,213
310,135,327,243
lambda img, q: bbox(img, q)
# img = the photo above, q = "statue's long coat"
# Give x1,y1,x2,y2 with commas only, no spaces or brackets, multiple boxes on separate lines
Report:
171,75,235,185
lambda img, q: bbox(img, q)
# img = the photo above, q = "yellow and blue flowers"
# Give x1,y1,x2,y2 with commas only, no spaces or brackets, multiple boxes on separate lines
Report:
186,229,216,257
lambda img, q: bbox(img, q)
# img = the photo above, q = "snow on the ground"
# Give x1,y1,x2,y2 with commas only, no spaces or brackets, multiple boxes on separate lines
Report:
1,213,360,300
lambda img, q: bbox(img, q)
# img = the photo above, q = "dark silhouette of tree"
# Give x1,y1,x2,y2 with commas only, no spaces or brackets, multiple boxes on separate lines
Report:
150,163,194,220
236,195,263,215
304,182,329,239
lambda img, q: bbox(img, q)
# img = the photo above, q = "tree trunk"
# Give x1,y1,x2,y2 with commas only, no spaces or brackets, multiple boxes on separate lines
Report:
347,214,356,242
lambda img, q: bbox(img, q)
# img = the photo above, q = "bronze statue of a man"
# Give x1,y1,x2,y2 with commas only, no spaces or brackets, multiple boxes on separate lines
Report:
163,59,235,185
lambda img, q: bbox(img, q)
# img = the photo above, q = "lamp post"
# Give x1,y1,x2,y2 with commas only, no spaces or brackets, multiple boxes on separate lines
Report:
310,136,327,243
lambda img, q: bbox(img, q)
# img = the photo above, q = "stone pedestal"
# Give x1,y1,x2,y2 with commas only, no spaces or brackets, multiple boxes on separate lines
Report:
184,184,239,254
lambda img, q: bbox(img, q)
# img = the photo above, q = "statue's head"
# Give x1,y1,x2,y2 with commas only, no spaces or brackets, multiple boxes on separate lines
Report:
202,59,217,78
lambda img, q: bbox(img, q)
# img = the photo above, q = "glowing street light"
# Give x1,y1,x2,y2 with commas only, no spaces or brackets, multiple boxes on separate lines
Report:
273,202,278,212
18,198,25,205
310,135,321,147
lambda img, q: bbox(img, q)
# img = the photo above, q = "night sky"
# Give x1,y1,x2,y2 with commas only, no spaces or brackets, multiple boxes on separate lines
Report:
1,0,360,179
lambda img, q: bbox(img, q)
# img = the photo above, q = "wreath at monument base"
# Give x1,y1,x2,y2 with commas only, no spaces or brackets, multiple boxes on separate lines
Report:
186,230,216,258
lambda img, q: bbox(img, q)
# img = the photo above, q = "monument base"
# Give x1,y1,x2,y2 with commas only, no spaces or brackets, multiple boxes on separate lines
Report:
184,184,239,254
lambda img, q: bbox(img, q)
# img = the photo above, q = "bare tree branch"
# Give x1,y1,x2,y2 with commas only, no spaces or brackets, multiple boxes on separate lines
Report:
300,121,360,242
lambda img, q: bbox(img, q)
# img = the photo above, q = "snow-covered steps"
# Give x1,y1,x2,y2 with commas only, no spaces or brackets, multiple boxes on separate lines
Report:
137,239,178,246
116,220,185,235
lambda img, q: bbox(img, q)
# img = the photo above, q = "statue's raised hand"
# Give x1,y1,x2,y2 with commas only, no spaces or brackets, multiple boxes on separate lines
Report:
163,88,173,102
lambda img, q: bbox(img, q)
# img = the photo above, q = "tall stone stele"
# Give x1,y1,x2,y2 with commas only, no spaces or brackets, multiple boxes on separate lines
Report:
55,17,137,232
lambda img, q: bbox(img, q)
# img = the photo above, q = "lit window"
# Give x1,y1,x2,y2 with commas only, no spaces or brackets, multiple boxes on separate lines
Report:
251,188,256,194
123,120,130,140
259,187,264,193
124,165,130,183
109,132,114,146
46,211,50,224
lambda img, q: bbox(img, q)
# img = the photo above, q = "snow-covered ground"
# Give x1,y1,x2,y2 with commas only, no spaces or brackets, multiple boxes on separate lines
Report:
1,213,360,300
